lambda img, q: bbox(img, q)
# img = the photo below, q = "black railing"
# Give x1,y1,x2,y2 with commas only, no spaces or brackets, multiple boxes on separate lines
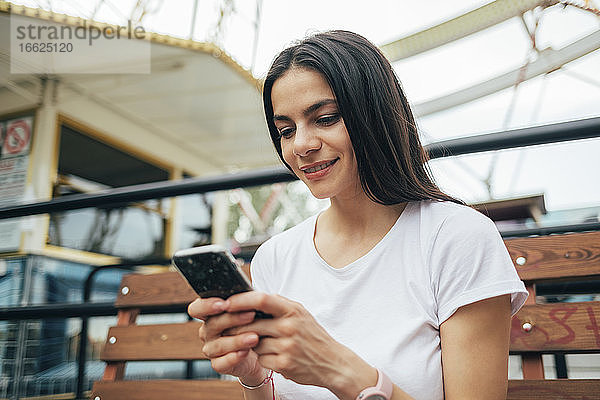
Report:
0,116,599,398
500,221,600,238
1,117,598,221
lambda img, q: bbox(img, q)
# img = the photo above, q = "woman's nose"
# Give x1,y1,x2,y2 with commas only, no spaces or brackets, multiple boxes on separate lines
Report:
293,126,321,156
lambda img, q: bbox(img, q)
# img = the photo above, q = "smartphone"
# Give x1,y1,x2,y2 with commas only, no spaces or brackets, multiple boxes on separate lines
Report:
172,244,271,318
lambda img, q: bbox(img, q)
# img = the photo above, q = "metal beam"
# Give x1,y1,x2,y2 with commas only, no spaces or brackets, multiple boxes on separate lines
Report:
500,221,600,238
0,166,295,219
0,302,187,320
412,30,600,117
425,116,600,158
2,80,39,103
380,0,558,62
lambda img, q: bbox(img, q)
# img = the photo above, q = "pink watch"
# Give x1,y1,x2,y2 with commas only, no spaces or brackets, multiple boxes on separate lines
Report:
356,368,393,400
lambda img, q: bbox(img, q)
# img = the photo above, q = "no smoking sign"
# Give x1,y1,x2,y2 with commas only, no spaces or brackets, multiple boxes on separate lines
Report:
2,118,31,158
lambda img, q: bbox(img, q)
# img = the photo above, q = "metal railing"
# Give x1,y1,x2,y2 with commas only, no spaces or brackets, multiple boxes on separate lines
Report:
0,116,598,399
1,117,598,221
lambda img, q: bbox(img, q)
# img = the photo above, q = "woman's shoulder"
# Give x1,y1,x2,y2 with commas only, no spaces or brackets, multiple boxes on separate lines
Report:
410,200,500,248
417,200,493,229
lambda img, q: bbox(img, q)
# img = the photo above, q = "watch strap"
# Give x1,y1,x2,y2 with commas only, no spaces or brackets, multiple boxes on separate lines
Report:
356,368,393,400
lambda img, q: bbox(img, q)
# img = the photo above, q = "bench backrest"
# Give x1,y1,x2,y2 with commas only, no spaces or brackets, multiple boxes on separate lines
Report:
505,231,600,399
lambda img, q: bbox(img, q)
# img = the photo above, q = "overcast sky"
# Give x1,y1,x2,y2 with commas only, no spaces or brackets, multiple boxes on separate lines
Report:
12,0,600,211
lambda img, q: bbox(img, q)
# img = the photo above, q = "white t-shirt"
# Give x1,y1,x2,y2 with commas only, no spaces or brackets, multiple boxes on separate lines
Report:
250,200,528,400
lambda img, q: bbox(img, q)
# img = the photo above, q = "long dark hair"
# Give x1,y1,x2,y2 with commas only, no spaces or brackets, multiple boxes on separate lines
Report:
263,30,463,205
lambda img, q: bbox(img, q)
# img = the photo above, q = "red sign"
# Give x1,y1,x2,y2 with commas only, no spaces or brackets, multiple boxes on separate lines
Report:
3,119,31,157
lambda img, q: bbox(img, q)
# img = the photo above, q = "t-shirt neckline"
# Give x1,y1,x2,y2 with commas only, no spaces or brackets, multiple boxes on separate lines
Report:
309,201,415,273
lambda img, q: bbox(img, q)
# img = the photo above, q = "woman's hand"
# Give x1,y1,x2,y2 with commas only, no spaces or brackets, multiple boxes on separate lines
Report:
224,291,376,398
187,297,268,386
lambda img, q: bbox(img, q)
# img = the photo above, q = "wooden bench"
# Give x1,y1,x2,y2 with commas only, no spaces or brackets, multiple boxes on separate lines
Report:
90,270,246,400
506,230,600,399
92,231,600,399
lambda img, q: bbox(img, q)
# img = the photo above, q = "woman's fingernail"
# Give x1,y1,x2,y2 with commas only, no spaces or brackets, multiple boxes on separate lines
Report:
213,301,225,311
244,334,257,345
241,311,255,320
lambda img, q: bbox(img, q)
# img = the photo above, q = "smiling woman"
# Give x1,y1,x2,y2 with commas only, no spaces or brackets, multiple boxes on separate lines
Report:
188,30,528,400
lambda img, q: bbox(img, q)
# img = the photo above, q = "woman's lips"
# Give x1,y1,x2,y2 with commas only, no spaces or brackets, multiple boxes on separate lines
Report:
301,159,338,180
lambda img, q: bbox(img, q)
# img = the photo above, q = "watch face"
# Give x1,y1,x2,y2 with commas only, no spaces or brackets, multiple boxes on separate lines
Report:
364,396,387,400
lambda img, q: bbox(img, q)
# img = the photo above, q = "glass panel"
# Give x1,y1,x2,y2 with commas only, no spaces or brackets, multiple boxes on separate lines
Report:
123,360,218,380
542,354,557,379
226,182,328,249
0,258,24,398
0,318,83,398
427,140,600,212
48,202,167,259
27,255,128,305
48,123,171,258
0,257,25,307
566,354,600,378
508,355,522,379
176,193,214,250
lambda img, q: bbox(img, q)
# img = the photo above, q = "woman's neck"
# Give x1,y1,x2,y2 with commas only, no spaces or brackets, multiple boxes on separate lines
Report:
322,192,407,239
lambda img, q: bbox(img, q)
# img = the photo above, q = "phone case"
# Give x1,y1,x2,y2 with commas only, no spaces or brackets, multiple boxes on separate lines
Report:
172,245,252,299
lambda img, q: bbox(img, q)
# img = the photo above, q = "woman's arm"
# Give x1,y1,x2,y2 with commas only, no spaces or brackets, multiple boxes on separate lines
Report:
440,294,512,400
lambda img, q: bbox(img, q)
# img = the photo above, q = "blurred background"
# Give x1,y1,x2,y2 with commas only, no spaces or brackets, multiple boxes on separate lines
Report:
0,0,599,398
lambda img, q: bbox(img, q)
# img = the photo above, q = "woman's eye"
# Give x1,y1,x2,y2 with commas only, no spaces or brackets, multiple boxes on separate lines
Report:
316,114,341,126
278,127,295,139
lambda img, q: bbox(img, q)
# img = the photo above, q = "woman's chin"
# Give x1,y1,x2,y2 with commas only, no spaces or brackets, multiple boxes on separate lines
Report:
306,187,331,200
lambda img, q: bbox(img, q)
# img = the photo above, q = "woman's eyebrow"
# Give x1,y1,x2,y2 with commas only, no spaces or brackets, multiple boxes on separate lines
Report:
273,98,337,122
302,99,337,116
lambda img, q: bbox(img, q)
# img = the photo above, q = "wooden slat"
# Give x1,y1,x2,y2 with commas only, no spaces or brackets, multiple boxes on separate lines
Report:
241,263,251,282
101,322,206,361
505,231,600,281
521,354,545,380
91,380,244,400
116,271,197,308
510,302,600,352
520,283,545,379
103,309,141,381
507,379,600,400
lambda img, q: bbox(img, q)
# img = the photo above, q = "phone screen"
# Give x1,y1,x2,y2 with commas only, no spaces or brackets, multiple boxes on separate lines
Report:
172,246,252,299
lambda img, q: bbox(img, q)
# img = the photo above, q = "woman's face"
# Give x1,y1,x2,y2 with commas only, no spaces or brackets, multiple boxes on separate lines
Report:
271,68,361,200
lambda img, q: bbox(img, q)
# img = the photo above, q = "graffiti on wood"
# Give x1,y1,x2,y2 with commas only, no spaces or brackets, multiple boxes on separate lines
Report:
510,304,600,350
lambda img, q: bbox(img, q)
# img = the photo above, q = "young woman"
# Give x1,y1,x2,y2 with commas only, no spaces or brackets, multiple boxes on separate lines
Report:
188,30,527,400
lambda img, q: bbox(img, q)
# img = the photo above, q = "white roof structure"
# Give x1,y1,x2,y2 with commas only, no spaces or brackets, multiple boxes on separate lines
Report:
0,1,277,177
379,0,600,117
